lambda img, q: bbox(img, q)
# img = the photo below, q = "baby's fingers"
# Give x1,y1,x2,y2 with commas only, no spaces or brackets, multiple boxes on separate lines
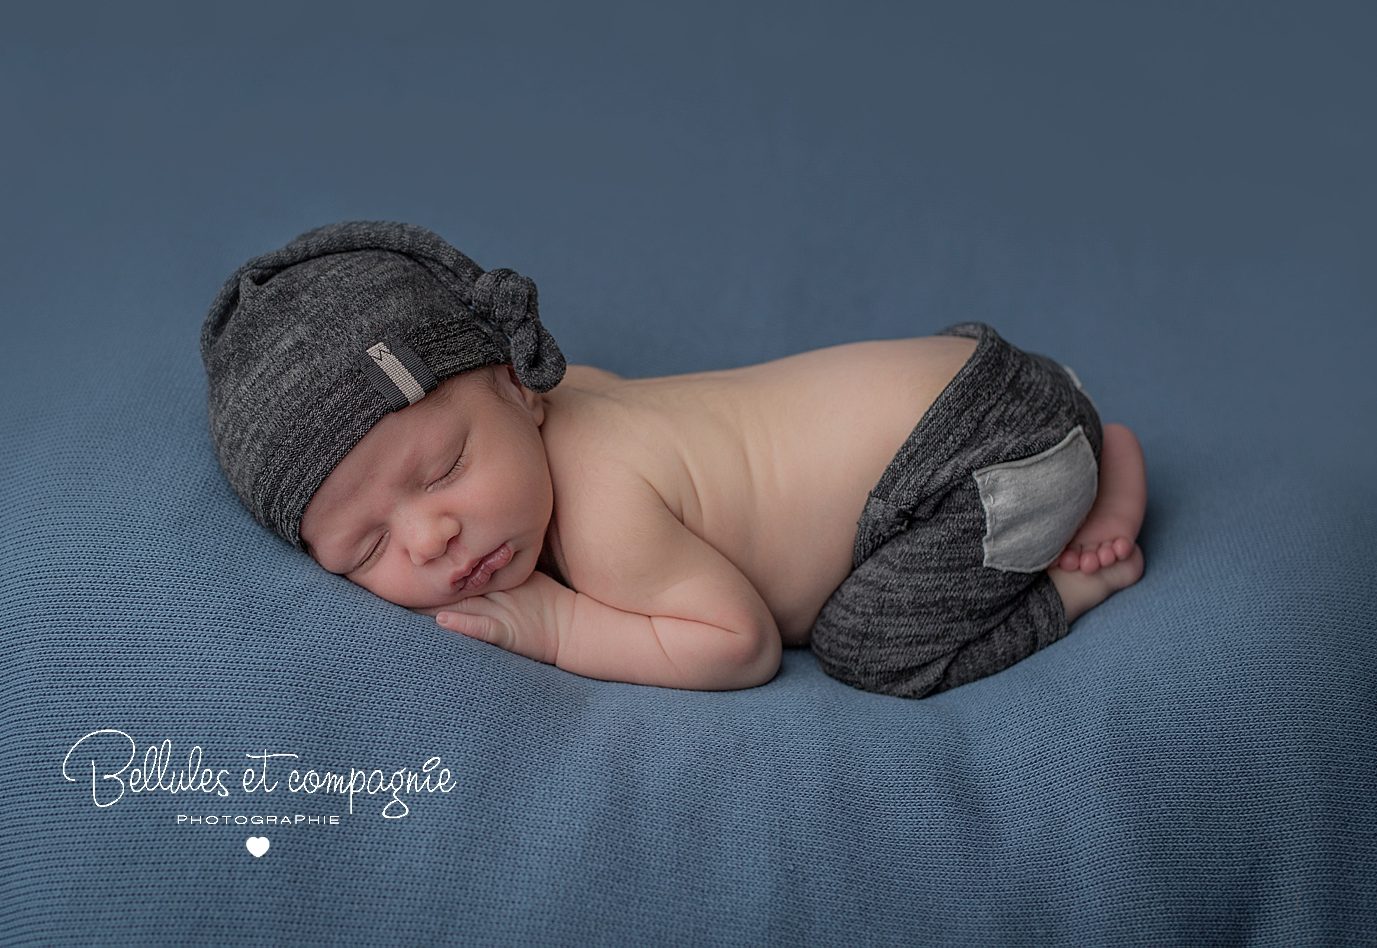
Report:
438,610,481,637
438,610,505,647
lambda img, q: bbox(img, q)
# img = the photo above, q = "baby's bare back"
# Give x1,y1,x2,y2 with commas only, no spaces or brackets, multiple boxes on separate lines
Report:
542,335,979,646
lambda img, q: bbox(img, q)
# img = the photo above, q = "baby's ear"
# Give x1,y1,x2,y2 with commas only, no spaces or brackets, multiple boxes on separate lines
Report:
474,364,510,396
495,363,537,401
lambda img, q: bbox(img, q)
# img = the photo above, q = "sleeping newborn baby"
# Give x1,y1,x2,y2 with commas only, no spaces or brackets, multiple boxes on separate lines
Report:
202,220,1147,699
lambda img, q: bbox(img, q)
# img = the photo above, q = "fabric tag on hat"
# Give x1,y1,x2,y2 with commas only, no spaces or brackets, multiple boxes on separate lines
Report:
360,339,439,411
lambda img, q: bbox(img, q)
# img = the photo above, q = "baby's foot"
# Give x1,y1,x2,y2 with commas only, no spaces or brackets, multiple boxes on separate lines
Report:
1054,423,1147,574
1049,540,1145,623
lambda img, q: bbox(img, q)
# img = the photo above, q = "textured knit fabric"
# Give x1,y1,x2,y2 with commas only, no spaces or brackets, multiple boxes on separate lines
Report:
200,219,567,554
5,316,1375,945
811,321,1104,698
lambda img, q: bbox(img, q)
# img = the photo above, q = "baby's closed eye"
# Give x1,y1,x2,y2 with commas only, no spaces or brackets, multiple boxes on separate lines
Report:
428,443,466,490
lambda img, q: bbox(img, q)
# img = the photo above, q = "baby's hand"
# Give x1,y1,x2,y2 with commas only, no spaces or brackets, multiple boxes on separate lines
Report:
428,569,568,666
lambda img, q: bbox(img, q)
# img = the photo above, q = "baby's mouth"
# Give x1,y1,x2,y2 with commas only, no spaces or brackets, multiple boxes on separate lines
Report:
451,543,513,592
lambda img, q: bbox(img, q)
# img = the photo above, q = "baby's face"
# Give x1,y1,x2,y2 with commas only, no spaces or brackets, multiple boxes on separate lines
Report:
299,364,554,611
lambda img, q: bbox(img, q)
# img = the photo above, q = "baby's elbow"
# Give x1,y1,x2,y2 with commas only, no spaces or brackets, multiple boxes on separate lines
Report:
737,627,782,688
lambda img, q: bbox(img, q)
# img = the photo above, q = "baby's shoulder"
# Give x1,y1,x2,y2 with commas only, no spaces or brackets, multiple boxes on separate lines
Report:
552,451,674,592
562,363,624,391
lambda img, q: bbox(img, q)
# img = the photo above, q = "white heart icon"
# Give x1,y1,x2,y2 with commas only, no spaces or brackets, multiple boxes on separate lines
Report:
246,836,270,858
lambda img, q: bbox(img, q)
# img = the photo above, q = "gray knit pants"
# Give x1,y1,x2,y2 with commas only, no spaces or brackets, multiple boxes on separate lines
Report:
809,321,1104,699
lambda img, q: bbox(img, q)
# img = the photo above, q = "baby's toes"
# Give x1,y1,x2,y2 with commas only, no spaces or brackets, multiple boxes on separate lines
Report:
1097,541,1120,568
1057,547,1083,571
1112,536,1134,560
1078,547,1102,574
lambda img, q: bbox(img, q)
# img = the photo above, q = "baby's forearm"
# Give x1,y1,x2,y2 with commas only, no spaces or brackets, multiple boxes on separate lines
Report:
554,588,773,691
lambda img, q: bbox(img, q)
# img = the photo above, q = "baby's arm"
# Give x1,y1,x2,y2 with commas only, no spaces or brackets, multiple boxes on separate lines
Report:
553,478,782,691
556,591,772,690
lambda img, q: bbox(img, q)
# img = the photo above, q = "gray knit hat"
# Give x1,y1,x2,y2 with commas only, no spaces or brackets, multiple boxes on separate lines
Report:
200,219,567,553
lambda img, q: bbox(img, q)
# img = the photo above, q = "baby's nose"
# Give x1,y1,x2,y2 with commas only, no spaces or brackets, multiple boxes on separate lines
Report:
414,518,461,566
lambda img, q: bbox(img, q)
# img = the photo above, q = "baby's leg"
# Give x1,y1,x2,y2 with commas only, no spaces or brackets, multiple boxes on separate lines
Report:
1054,423,1147,573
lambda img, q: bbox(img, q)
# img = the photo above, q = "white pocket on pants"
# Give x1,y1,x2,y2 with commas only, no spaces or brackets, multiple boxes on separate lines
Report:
972,424,1098,573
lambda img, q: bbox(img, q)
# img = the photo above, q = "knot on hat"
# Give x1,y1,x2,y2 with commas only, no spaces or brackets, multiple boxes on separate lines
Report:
470,266,565,393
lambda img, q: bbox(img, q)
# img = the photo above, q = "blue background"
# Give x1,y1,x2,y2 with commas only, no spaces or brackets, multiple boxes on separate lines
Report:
3,1,1374,944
